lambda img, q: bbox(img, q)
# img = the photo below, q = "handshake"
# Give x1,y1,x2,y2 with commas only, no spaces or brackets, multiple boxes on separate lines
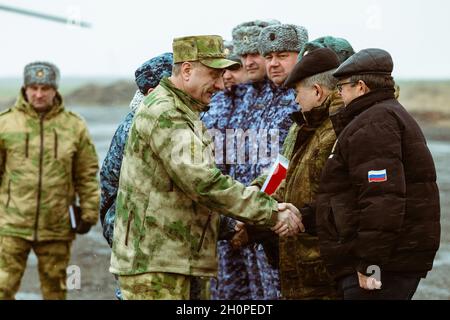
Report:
231,202,305,250
271,202,305,237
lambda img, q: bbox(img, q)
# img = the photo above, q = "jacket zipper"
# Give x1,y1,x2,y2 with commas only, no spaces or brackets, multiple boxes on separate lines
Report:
197,211,212,252
53,129,58,159
25,133,29,158
34,114,45,241
6,180,11,208
125,210,134,246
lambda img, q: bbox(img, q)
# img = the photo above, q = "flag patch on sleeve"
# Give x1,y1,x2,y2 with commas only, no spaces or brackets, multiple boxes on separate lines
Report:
368,169,387,183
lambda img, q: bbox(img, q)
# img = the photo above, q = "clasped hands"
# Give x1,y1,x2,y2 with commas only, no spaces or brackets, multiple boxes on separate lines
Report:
230,202,305,250
271,202,305,237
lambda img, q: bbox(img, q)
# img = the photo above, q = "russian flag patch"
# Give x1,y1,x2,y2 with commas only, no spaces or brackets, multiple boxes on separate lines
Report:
368,169,387,183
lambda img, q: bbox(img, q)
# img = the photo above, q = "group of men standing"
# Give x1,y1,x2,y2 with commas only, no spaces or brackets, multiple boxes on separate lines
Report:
0,18,441,300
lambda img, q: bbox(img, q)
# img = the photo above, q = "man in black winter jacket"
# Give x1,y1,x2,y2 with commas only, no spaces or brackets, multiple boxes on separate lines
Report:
316,48,441,300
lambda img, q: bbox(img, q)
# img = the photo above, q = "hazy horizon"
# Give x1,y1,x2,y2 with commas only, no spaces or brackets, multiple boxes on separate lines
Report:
0,0,449,79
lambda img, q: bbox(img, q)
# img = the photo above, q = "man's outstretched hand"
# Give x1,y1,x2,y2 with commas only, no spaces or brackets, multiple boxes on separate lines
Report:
271,203,305,237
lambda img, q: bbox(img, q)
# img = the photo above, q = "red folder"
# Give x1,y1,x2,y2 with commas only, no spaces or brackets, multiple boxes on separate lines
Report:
261,154,289,195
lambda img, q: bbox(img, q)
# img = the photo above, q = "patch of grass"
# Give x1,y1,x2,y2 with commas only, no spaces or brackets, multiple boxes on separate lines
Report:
397,80,450,114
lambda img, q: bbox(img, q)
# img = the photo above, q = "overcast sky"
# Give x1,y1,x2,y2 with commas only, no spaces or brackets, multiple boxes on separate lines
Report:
0,0,449,79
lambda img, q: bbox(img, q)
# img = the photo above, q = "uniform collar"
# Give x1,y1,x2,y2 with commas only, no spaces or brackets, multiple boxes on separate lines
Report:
291,94,332,128
330,87,395,136
159,77,210,113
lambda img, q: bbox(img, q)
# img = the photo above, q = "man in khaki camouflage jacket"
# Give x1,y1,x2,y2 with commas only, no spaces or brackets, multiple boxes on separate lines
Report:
0,61,100,300
110,35,304,300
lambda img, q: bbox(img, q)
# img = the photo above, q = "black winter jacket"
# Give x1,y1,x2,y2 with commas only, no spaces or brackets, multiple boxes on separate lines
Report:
316,88,440,280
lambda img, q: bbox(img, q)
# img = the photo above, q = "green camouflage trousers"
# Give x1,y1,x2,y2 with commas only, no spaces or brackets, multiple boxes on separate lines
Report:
119,272,211,300
0,236,72,300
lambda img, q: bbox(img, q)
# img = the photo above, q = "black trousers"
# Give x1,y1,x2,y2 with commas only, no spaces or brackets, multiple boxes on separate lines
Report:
338,272,421,300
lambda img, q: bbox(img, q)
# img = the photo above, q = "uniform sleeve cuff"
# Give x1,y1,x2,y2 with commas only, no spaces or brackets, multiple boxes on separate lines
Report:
266,199,279,228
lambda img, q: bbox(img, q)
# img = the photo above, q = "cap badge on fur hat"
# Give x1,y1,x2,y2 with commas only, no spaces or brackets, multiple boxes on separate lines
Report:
23,61,60,89
232,20,281,55
258,24,309,57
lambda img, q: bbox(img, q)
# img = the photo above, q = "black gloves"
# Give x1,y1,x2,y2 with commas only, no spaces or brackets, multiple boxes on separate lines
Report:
76,219,92,234
70,205,92,234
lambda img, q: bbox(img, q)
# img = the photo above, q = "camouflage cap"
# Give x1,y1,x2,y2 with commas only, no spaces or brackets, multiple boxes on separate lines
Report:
172,35,239,69
135,52,173,94
23,61,60,89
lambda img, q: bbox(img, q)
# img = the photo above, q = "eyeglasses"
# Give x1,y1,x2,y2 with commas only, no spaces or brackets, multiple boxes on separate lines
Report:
336,81,356,93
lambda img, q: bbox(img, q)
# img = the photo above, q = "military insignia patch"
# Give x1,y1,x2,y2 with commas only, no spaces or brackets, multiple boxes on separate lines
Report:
36,69,45,78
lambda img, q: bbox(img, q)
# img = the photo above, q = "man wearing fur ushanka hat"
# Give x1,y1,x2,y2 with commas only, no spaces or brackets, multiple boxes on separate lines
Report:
202,21,309,300
258,23,308,86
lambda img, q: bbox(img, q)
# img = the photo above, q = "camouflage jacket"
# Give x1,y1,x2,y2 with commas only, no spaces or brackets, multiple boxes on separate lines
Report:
101,91,242,248
110,77,278,277
0,91,100,241
275,93,342,299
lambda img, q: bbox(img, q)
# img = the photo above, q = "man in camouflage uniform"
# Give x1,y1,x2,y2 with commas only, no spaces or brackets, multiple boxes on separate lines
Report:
0,62,99,300
202,21,308,300
100,53,173,300
275,48,343,299
109,35,303,300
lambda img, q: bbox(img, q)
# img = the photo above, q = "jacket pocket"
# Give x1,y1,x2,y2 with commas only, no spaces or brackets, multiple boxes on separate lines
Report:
6,180,11,208
53,129,58,159
125,210,134,246
25,133,29,158
324,205,339,241
196,206,212,253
